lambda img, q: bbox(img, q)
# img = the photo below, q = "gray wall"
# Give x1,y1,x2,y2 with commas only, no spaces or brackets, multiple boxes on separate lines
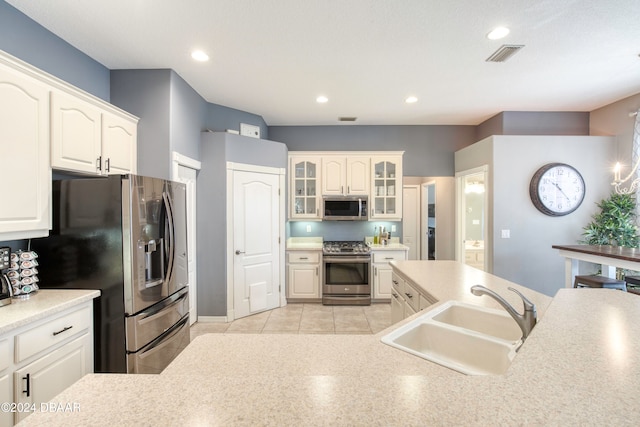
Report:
269,125,477,177
170,71,207,163
456,135,616,296
206,103,269,140
110,69,172,179
590,92,640,161
475,112,590,141
0,1,110,101
197,132,287,317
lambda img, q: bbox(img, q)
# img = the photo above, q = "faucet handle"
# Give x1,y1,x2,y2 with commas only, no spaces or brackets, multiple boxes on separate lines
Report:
507,287,536,312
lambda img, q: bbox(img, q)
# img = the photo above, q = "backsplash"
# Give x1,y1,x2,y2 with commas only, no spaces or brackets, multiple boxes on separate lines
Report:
289,221,402,241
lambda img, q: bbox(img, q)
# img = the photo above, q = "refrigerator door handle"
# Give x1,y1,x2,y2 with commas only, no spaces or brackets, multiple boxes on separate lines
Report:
162,191,176,282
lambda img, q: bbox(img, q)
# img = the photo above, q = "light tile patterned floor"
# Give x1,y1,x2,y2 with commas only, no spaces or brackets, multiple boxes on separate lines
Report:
190,303,391,340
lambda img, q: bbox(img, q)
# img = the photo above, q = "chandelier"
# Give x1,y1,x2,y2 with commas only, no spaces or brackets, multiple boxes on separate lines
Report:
612,162,640,194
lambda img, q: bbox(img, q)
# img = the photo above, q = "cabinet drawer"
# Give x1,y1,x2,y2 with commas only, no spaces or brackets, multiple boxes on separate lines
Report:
403,281,420,312
0,338,9,371
372,250,406,263
15,306,91,363
288,251,320,264
391,272,404,296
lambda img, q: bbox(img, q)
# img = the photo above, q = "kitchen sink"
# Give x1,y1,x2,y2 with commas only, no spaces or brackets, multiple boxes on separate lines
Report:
430,301,522,343
381,300,522,375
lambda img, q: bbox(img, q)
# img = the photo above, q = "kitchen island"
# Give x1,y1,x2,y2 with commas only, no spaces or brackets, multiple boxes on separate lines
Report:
16,261,640,426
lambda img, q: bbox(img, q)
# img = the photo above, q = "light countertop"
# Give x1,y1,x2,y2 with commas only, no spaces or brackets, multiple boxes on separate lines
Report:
17,261,640,426
285,236,323,250
0,289,100,335
367,242,409,251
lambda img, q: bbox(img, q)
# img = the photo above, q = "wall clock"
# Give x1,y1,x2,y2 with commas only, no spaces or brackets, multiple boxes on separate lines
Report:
529,163,586,216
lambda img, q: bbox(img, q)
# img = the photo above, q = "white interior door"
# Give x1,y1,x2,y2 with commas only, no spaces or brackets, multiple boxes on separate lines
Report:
173,152,201,326
233,169,280,319
402,185,420,260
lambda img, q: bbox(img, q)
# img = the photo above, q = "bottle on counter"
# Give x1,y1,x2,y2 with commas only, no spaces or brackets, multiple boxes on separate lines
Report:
373,227,379,244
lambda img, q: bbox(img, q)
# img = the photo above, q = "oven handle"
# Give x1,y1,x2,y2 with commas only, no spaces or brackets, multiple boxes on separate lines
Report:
323,256,371,263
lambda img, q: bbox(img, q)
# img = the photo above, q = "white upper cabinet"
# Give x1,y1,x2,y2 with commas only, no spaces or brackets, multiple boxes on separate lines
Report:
321,156,370,196
51,92,138,176
0,61,51,240
321,157,345,195
51,91,102,174
371,155,403,220
290,156,322,219
102,112,137,175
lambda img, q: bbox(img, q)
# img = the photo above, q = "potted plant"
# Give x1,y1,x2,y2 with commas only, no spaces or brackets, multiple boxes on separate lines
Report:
581,192,639,247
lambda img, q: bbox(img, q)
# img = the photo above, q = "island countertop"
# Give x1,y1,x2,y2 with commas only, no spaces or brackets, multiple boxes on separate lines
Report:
17,262,640,426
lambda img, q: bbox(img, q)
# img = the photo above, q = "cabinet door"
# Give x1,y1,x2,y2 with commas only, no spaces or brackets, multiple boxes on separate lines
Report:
373,263,393,299
371,156,403,220
0,373,11,427
102,112,137,175
346,157,370,195
287,264,320,298
390,292,404,325
51,91,102,174
0,64,51,240
290,157,322,219
322,157,346,195
13,334,89,424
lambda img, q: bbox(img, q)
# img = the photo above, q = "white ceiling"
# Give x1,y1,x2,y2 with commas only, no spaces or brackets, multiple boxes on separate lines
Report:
8,0,640,126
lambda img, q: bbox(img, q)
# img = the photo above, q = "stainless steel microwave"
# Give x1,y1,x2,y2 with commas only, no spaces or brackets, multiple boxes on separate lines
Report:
323,197,368,221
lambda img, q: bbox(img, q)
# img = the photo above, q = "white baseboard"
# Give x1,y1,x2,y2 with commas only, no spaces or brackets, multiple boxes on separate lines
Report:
196,315,228,323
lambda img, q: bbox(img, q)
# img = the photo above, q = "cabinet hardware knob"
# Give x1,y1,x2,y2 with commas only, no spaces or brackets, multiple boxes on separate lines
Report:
392,280,398,284
53,325,73,336
105,158,111,173
300,257,308,260
235,250,245,255
385,257,393,260
96,156,102,171
405,293,413,299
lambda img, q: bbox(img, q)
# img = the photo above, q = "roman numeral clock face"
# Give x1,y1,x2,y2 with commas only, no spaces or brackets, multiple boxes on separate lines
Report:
529,163,585,216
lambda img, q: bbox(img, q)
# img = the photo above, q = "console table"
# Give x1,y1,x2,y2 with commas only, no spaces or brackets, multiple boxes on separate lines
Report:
552,244,640,288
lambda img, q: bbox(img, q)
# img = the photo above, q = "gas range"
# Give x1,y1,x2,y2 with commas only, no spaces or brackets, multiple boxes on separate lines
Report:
322,240,370,256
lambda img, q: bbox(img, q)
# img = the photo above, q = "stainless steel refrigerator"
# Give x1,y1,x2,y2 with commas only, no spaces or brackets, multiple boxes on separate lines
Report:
32,174,190,373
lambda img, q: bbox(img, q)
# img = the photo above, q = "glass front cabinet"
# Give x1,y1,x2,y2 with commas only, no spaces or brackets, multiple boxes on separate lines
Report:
290,156,322,220
371,155,403,220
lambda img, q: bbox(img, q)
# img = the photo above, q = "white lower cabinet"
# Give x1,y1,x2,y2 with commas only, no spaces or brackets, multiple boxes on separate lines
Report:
390,270,435,324
13,335,90,424
0,301,94,426
0,374,11,427
286,250,322,300
371,250,407,300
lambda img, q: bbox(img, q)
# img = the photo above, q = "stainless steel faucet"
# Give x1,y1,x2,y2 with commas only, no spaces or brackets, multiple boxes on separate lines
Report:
470,285,537,342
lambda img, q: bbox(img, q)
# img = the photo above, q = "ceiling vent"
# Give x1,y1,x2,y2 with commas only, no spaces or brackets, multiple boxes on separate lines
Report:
486,44,524,62
338,117,357,122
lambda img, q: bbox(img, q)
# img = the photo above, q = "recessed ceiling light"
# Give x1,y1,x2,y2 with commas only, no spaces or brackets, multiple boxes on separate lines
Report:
316,95,328,103
191,50,209,62
405,96,418,104
487,27,510,40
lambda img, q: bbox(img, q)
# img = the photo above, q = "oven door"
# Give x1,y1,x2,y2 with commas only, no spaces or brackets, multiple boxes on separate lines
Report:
323,256,370,295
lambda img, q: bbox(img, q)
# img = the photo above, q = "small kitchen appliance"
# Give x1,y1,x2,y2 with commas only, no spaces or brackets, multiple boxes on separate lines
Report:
323,197,368,221
0,247,12,307
322,241,371,305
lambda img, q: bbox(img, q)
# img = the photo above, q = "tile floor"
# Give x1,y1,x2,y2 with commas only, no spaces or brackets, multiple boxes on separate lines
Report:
190,303,391,340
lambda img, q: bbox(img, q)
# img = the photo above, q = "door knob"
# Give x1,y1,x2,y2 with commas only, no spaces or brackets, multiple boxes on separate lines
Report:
235,250,245,255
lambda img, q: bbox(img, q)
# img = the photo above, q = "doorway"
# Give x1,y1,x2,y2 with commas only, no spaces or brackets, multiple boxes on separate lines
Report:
456,166,489,271
172,152,201,325
422,181,436,260
227,163,285,320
